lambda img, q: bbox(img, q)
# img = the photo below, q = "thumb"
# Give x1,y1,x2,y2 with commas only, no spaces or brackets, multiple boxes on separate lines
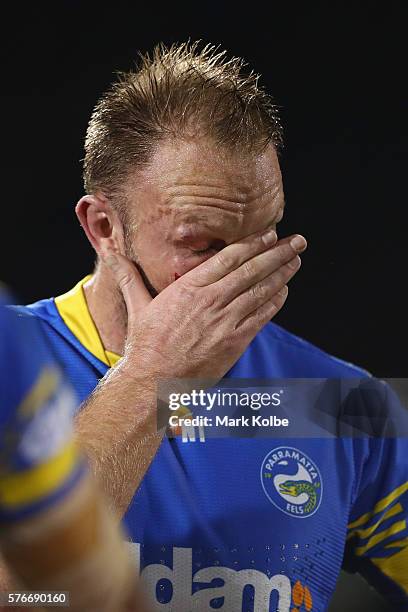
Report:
101,249,152,315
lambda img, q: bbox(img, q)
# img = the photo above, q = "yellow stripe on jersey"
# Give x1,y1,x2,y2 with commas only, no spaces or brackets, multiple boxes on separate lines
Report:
347,503,404,541
18,367,60,417
372,547,408,595
347,481,408,530
355,520,407,556
384,537,408,550
0,441,78,508
55,276,121,368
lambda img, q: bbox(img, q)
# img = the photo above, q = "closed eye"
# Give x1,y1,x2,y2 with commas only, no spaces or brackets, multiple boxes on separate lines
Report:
190,246,216,256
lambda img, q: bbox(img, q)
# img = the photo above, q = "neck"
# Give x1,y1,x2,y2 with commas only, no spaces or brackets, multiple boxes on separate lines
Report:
83,264,127,356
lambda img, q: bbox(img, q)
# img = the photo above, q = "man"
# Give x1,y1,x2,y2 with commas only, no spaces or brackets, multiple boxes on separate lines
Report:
11,42,408,610
0,300,148,610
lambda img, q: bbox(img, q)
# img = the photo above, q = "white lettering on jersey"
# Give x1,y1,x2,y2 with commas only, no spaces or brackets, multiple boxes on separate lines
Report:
127,543,291,611
182,424,206,443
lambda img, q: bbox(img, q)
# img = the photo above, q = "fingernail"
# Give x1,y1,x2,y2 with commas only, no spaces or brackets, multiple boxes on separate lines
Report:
278,285,288,297
290,235,307,252
263,229,277,246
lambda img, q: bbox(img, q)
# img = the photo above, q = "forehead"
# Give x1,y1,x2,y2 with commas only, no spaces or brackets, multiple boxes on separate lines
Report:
128,139,284,236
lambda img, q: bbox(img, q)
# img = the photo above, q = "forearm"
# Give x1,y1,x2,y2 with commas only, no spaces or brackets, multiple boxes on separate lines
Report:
1,474,146,612
75,357,165,517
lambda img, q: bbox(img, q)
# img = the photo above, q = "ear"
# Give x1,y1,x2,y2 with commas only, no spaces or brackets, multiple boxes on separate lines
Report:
75,193,125,256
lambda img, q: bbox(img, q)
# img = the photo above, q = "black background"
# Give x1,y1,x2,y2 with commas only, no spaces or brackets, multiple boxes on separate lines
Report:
1,2,407,378
1,2,407,609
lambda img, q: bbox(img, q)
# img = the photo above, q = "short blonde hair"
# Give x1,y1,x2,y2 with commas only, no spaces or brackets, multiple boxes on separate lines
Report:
83,41,283,202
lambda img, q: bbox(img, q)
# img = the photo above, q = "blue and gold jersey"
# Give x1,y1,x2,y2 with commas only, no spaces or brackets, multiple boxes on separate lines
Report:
0,305,85,523
15,277,408,610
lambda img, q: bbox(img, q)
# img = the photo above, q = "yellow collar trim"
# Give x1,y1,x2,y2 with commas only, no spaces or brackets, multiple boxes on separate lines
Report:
55,276,121,368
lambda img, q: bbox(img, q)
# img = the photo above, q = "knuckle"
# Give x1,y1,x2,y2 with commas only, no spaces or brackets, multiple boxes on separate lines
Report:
215,251,234,271
249,282,268,300
275,286,289,303
182,282,218,310
118,272,134,291
267,303,279,318
242,259,256,279
200,287,219,309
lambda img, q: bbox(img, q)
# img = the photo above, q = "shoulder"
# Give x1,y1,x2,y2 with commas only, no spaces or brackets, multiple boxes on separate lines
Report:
11,299,108,401
1,304,51,356
12,297,60,325
10,299,76,347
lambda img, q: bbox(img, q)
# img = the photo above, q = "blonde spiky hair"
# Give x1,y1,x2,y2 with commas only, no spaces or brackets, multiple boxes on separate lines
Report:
83,41,283,202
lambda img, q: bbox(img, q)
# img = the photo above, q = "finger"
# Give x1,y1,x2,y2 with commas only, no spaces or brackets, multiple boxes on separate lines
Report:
213,234,306,304
228,254,300,320
101,249,152,313
186,227,279,286
235,285,289,334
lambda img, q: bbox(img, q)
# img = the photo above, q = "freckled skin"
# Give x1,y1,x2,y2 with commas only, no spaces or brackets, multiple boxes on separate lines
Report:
123,139,285,291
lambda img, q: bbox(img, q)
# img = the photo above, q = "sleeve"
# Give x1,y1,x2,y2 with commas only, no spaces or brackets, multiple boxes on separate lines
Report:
0,306,87,523
343,380,408,607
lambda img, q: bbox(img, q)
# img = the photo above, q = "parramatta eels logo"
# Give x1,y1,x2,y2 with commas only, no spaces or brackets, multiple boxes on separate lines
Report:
261,446,323,518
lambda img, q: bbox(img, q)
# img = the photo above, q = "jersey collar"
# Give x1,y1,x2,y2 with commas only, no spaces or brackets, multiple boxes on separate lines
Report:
55,276,121,368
